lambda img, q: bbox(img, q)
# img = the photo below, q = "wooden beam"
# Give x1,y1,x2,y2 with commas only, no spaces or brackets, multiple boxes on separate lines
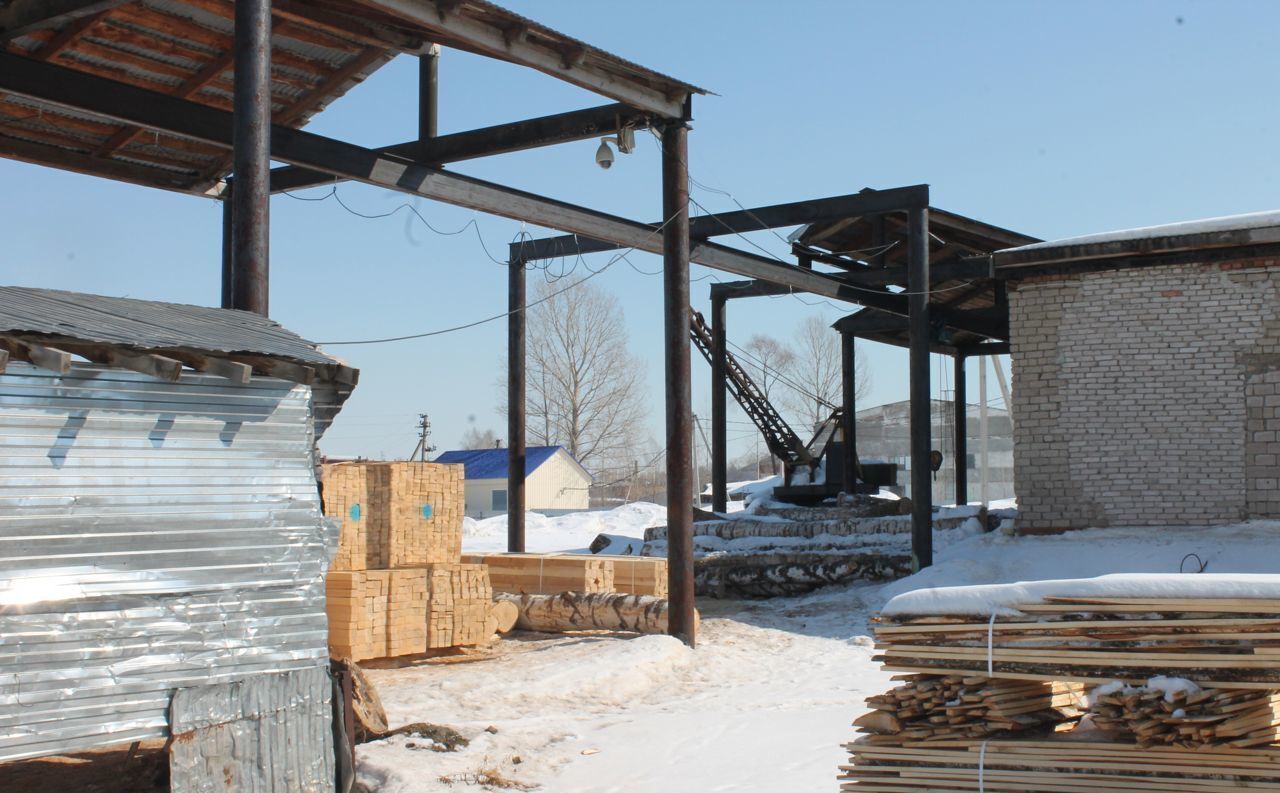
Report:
94,52,235,158
231,355,316,385
0,337,72,374
270,0,423,51
350,0,691,117
0,0,129,40
163,350,252,384
100,347,183,381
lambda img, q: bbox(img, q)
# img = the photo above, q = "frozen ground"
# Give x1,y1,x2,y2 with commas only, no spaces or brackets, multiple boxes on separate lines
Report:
357,507,1280,792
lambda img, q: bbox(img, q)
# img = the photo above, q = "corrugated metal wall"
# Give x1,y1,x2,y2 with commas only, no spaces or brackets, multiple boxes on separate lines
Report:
0,362,335,762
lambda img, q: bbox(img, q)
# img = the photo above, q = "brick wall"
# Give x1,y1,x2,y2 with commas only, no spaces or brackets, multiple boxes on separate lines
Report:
1008,258,1280,530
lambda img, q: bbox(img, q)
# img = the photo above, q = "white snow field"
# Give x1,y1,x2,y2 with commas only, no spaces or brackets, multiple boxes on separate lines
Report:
356,506,1280,792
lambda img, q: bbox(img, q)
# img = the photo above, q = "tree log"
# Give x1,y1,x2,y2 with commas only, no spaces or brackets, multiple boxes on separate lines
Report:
496,591,695,635
491,599,520,633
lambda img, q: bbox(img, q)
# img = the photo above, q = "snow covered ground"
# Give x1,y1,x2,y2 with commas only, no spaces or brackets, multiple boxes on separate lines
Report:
356,506,1280,792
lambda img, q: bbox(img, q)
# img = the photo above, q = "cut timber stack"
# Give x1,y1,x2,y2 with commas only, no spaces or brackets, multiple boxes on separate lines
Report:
1090,683,1280,748
593,554,668,597
461,553,615,595
874,596,1280,688
323,461,492,662
855,674,1084,742
842,585,1280,790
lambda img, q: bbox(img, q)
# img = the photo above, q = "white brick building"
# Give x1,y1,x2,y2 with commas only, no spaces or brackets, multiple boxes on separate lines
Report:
996,212,1280,531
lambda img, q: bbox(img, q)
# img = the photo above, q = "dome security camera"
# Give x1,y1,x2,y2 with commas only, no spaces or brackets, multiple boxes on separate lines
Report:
595,139,615,170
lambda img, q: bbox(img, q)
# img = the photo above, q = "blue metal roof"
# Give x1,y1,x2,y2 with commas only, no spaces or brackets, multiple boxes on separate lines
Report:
434,445,571,480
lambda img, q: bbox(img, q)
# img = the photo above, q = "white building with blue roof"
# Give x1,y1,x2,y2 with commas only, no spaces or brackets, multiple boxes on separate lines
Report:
434,445,592,519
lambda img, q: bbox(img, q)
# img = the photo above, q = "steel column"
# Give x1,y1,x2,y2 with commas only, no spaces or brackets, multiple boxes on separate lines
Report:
418,43,438,145
954,352,968,506
710,295,728,513
662,121,695,647
230,0,271,316
220,187,233,308
841,330,858,495
907,207,933,570
507,256,526,552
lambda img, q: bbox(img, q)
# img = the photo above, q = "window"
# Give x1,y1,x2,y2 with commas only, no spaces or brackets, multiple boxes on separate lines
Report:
492,489,508,512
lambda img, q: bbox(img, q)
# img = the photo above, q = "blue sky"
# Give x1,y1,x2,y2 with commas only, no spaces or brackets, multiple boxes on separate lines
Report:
2,0,1277,464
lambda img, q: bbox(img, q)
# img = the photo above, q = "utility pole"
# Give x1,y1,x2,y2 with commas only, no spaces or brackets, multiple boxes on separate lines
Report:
411,414,436,462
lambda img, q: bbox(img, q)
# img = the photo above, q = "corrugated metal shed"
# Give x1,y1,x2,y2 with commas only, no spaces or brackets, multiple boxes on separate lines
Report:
0,362,336,762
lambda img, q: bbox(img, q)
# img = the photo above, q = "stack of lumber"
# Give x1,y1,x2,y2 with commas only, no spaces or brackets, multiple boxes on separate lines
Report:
461,553,615,595
842,587,1280,790
323,461,493,661
1090,682,1280,748
593,554,668,597
326,461,462,570
855,674,1084,742
873,596,1280,688
425,564,493,648
841,739,1280,791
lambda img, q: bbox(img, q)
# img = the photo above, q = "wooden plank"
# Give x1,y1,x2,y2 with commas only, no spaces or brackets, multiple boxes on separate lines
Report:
0,337,72,374
0,0,129,40
161,350,252,385
230,355,316,385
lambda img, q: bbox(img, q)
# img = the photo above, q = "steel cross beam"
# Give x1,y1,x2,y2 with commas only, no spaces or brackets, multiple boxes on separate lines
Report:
0,53,886,301
515,185,931,262
269,102,656,193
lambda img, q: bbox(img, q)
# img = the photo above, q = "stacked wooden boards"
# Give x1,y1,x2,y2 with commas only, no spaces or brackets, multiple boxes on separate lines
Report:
323,462,492,661
841,592,1280,790
461,553,668,597
855,675,1084,742
873,596,1280,688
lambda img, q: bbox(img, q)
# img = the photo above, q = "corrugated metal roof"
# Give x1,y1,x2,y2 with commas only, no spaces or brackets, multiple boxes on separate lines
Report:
0,285,346,369
0,362,335,761
435,445,569,480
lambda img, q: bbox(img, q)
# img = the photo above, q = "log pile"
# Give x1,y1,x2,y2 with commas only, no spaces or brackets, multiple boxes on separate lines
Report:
644,512,978,542
496,591,692,635
841,591,1280,790
855,675,1084,742
323,461,493,661
696,551,912,598
1089,682,1280,748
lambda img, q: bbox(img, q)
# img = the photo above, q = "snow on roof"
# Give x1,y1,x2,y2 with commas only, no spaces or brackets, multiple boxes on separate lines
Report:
434,445,588,481
999,209,1280,255
881,572,1280,617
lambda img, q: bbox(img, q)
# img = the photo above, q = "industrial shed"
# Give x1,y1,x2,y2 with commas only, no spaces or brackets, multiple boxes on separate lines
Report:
0,287,355,788
435,445,590,518
994,211,1280,532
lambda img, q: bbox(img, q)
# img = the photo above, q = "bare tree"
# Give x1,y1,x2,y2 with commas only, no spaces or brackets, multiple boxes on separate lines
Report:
742,334,795,406
509,279,648,469
460,426,501,449
783,316,870,432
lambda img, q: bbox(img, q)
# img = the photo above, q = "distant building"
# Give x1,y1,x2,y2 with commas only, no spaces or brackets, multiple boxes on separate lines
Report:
855,399,1015,503
434,445,592,518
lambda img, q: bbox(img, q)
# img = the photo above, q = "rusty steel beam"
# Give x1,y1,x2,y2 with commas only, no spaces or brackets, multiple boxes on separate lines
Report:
507,253,526,553
710,294,727,514
662,121,695,648
907,206,932,570
954,352,968,507
230,0,271,316
841,329,858,496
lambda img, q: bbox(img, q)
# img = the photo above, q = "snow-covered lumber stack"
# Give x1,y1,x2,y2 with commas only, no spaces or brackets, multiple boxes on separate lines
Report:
855,674,1084,742
461,553,614,595
323,461,493,660
841,575,1280,790
874,595,1280,688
